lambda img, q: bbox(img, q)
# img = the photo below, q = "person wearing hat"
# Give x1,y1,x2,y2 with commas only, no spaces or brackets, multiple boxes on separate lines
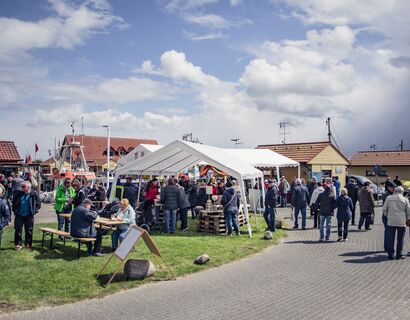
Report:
357,182,375,231
70,198,101,256
382,186,410,259
0,184,10,247
264,179,277,232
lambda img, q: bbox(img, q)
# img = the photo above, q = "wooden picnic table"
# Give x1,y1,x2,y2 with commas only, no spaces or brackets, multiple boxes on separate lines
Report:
95,217,124,228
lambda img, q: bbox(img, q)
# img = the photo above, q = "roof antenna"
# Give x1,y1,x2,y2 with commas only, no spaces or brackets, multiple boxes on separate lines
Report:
279,122,290,144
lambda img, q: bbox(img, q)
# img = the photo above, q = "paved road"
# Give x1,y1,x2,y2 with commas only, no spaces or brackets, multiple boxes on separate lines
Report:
2,207,409,320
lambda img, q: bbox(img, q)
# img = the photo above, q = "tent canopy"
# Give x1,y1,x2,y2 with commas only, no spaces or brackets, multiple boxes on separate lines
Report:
116,140,262,180
222,148,298,168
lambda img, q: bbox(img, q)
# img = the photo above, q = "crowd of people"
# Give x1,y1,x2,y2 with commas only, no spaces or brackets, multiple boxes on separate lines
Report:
261,174,410,259
1,171,409,260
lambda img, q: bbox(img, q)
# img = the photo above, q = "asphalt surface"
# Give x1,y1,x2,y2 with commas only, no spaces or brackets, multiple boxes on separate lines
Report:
1,206,409,320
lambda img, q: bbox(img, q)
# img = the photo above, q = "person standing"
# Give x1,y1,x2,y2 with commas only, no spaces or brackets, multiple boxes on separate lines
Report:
178,175,190,193
12,181,41,250
309,182,324,228
382,182,396,252
187,181,198,219
160,178,180,233
0,185,10,247
393,176,402,187
333,176,341,198
278,176,290,207
382,186,410,259
264,180,277,232
357,182,375,231
336,188,354,241
345,178,359,225
307,177,317,216
122,176,138,208
315,185,337,241
177,183,191,232
54,178,75,233
291,179,310,230
221,182,240,236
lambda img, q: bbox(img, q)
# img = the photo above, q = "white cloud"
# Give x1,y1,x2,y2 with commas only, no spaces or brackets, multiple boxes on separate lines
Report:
185,14,251,29
0,0,127,58
182,30,227,41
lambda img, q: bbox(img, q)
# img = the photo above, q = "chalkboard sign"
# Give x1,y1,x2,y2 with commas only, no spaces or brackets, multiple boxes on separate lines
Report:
114,227,142,261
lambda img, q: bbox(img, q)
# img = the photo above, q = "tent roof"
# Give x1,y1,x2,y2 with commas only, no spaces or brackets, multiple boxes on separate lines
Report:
223,148,299,168
117,140,262,180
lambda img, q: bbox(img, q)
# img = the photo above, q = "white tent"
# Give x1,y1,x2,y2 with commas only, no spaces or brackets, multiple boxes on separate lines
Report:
112,140,265,237
116,144,163,168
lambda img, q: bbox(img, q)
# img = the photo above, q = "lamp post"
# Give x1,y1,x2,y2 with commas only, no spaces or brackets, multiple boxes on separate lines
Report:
102,125,110,188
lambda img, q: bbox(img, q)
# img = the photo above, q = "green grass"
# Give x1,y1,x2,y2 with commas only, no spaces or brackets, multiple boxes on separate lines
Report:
0,216,286,313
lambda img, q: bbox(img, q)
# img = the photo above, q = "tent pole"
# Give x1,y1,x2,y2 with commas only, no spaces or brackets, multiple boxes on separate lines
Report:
276,166,280,182
109,173,119,201
252,178,259,233
136,172,143,207
240,179,252,238
298,165,301,179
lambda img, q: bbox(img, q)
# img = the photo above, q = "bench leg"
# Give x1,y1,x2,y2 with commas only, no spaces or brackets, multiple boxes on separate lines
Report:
77,241,81,259
41,232,45,248
50,233,54,249
63,237,66,246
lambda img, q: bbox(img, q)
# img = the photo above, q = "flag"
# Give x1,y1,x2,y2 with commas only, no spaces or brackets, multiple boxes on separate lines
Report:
35,143,39,153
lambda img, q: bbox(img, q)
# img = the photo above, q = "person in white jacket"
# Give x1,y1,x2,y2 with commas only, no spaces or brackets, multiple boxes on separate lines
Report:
111,198,136,251
382,186,410,260
309,182,324,228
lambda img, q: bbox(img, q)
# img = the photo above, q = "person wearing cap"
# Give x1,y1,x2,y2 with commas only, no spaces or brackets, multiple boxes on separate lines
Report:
12,181,41,250
382,186,410,259
122,176,138,208
264,179,277,232
70,198,100,256
221,181,240,236
291,178,310,230
357,182,375,231
0,184,10,247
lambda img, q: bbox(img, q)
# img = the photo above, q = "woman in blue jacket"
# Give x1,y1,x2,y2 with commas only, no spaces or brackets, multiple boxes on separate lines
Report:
336,188,354,241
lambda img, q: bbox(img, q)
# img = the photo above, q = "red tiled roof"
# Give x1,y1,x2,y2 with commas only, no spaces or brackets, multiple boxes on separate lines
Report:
0,141,21,162
63,135,158,162
350,150,410,166
257,141,348,163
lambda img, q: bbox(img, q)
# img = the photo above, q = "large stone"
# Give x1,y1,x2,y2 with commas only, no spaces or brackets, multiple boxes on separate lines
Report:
124,259,156,280
262,231,273,240
194,254,210,265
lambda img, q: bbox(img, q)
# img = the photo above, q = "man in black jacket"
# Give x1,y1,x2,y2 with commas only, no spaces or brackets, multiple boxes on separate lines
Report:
315,185,337,241
345,178,359,225
122,176,138,208
264,180,277,232
221,182,240,236
12,181,41,250
72,179,87,209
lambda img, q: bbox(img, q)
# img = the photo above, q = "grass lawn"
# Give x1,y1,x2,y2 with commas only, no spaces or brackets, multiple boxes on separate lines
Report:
0,216,286,313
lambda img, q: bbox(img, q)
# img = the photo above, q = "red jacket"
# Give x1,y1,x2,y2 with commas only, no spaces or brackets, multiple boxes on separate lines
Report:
146,185,159,201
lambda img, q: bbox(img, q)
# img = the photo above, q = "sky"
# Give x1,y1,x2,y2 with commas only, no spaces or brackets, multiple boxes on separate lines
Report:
1,0,409,160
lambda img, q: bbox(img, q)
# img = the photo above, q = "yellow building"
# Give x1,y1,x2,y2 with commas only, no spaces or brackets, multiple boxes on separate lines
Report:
349,150,410,184
257,141,350,184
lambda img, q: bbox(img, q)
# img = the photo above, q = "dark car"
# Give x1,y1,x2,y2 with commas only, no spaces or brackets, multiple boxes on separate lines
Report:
346,175,383,200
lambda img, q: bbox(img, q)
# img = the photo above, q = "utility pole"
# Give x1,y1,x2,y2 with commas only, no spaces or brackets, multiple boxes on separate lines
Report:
325,117,332,143
279,122,290,144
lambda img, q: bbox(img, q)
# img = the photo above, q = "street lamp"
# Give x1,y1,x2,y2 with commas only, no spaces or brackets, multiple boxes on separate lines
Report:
102,125,111,189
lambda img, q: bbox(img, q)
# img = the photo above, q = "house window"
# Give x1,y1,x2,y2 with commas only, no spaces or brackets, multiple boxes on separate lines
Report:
366,170,388,177
321,170,332,178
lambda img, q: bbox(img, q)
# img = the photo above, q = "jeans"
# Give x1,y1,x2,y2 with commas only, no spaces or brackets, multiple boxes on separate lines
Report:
163,209,177,233
358,212,371,230
190,205,196,219
225,211,239,235
386,226,406,257
111,228,129,250
294,206,307,228
14,214,34,247
280,194,287,207
180,208,188,230
319,215,332,240
263,207,276,231
56,211,70,233
337,219,349,239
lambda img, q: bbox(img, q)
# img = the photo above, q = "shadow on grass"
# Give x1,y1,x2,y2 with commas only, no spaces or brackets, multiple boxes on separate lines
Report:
97,273,128,285
341,251,388,264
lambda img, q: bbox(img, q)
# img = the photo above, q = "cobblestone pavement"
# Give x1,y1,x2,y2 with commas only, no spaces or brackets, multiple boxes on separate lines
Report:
2,207,409,320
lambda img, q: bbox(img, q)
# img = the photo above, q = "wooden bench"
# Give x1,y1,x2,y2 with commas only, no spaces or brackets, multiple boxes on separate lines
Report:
39,227,96,259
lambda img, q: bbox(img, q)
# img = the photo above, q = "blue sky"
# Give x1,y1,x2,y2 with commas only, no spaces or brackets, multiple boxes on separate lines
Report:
1,0,409,160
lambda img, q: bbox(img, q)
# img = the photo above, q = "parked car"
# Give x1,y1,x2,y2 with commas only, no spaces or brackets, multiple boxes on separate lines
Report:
346,175,383,200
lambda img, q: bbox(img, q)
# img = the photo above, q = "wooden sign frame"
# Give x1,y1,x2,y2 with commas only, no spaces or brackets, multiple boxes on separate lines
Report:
97,225,176,285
